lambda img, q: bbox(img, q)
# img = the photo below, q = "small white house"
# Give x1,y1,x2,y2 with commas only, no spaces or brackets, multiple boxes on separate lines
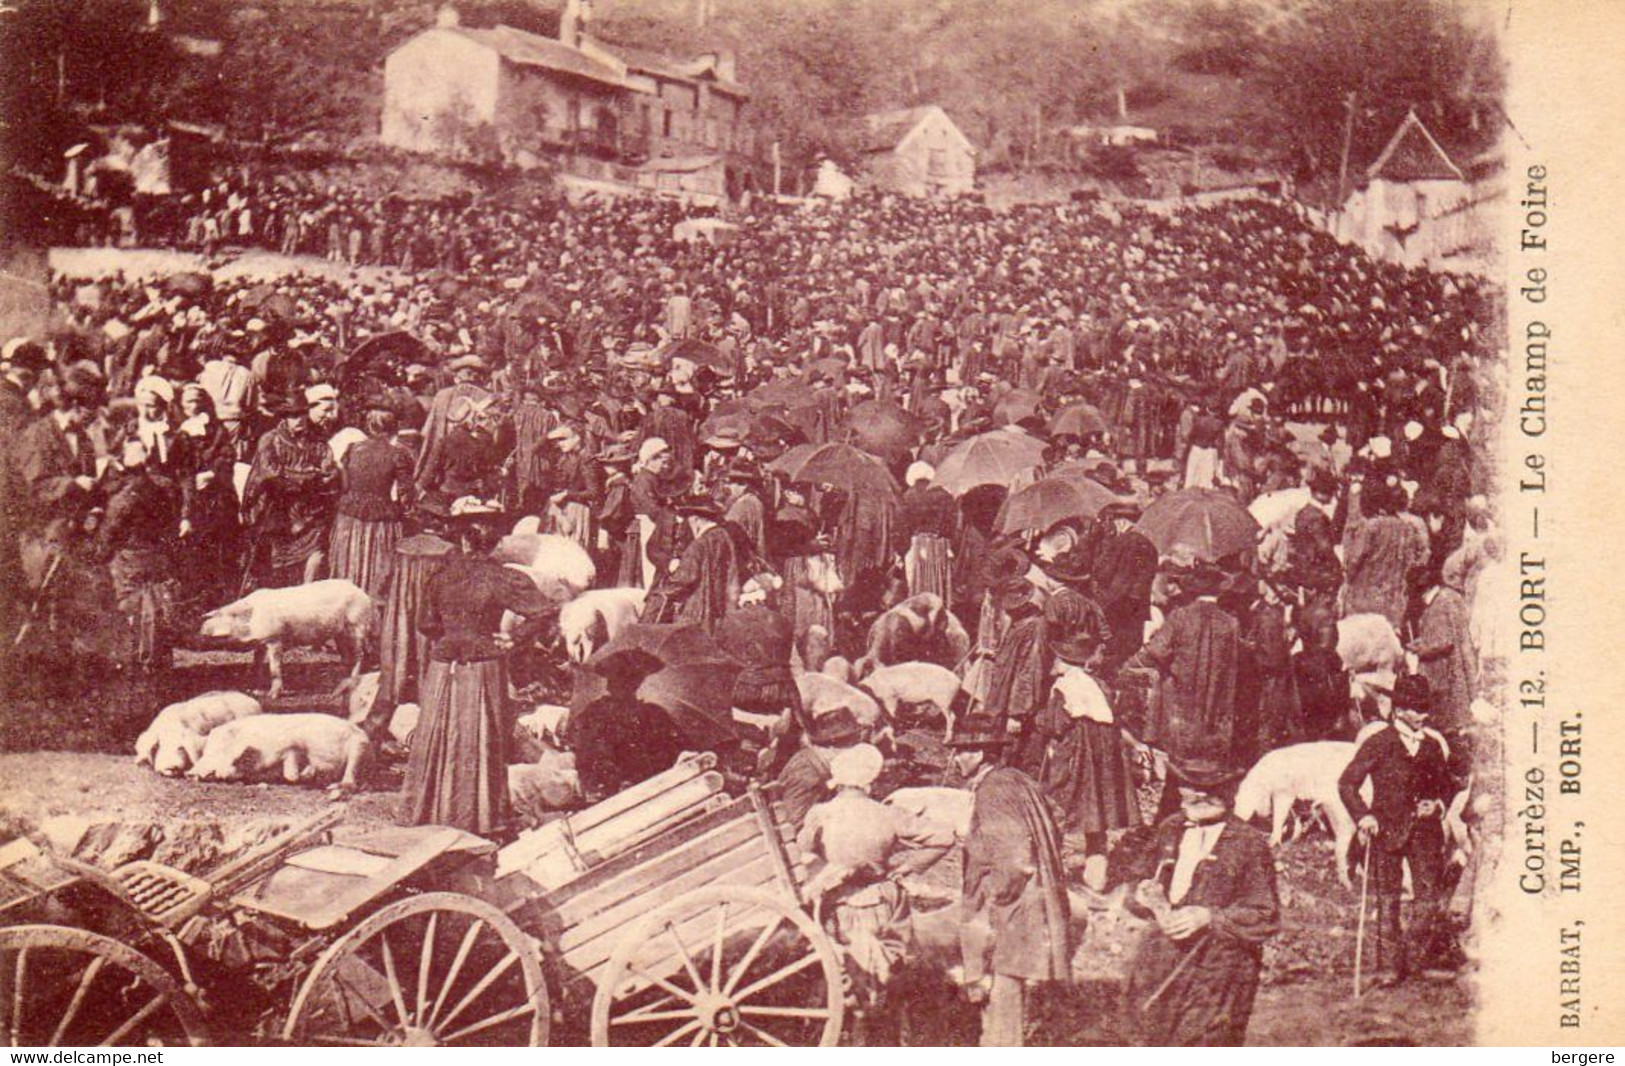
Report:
859,105,976,198
1336,109,1475,269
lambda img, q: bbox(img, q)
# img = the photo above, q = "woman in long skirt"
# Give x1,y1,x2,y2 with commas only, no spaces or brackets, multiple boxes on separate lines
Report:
403,509,551,835
1040,623,1142,891
330,408,414,600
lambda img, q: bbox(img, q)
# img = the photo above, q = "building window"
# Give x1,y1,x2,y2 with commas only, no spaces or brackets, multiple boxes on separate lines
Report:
663,109,672,138
928,148,948,177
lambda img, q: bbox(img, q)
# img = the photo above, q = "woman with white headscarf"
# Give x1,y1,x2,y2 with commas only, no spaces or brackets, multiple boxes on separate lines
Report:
630,437,673,588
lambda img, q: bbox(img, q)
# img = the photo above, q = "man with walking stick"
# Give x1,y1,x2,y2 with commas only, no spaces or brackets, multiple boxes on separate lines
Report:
1339,674,1455,989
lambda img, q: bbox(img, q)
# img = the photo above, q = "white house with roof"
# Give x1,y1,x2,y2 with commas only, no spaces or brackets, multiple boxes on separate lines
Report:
858,105,976,198
1335,109,1488,270
381,1,752,197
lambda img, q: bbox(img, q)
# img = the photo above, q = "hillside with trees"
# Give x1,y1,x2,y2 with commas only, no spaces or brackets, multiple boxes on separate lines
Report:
1,0,1504,198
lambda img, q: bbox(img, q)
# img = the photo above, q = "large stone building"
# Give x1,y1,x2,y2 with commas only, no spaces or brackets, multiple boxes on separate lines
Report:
381,1,752,199
858,105,976,198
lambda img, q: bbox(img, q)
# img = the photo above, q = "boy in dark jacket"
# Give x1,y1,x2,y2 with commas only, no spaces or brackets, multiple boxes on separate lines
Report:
1338,674,1454,986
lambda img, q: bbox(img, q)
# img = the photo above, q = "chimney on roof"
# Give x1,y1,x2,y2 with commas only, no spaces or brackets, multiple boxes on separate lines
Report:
435,4,459,27
714,47,736,84
560,0,592,48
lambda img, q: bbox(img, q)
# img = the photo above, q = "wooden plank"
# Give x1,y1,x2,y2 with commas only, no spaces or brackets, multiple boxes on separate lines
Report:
495,754,716,877
528,804,804,939
748,785,800,903
555,851,777,976
232,826,465,930
526,811,762,938
517,779,725,892
529,797,752,909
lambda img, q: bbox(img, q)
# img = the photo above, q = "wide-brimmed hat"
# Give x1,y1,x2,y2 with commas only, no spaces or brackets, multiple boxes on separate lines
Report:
445,354,487,374
808,706,863,747
946,714,1012,750
1043,548,1093,589
1392,674,1433,714
672,494,724,520
1168,755,1244,792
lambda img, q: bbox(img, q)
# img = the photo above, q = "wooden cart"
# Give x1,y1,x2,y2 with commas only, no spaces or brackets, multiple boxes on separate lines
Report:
0,768,841,1048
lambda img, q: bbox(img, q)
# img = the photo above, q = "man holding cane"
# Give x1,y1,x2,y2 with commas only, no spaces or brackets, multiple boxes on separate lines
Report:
1339,674,1455,988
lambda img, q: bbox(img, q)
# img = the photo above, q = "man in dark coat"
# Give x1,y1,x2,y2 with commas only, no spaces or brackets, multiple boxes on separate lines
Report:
1123,755,1279,1046
1090,501,1159,667
952,715,1071,1047
1123,561,1245,780
241,383,341,589
1339,674,1456,985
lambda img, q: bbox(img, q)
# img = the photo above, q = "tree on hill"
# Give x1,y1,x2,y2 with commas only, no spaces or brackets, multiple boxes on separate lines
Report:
1252,0,1503,190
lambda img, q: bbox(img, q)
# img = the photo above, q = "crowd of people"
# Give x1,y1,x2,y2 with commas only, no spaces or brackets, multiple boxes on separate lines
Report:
0,181,1502,1045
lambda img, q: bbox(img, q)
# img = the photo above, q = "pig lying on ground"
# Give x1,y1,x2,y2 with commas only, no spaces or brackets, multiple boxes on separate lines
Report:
559,588,647,663
859,662,965,740
135,691,262,777
198,580,377,701
187,713,371,790
854,593,970,677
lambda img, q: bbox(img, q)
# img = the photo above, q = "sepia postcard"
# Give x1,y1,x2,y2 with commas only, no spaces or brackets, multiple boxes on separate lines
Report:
0,0,1620,1049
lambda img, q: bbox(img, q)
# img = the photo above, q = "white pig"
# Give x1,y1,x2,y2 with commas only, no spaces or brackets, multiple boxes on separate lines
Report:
859,662,965,740
187,713,371,789
795,671,885,733
493,533,596,603
198,580,377,701
1336,612,1405,676
135,691,262,777
558,588,647,663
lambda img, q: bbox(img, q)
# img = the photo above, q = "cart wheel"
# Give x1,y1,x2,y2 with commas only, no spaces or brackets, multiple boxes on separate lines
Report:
283,892,548,1047
591,884,844,1047
0,925,205,1047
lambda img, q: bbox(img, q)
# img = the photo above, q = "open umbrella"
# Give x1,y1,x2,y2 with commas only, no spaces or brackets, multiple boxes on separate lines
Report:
770,441,898,499
992,388,1043,426
844,399,922,465
573,623,742,747
662,338,734,375
1047,401,1110,438
934,427,1048,496
1138,488,1262,561
996,475,1120,535
636,659,744,748
747,377,821,410
337,330,431,381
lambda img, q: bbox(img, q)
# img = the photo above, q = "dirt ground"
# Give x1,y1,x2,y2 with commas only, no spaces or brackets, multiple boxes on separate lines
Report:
0,643,1474,1046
